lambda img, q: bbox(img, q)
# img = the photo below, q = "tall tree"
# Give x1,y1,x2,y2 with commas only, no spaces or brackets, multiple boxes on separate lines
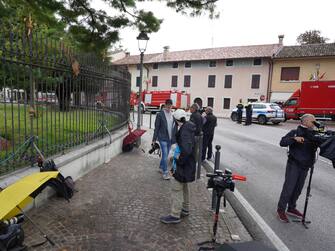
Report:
297,30,329,45
0,0,219,56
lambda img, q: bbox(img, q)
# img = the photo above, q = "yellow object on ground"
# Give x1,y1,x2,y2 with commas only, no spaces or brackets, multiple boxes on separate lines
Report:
0,171,59,220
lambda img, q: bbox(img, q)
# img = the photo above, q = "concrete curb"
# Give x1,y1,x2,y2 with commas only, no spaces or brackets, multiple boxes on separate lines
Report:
202,160,289,251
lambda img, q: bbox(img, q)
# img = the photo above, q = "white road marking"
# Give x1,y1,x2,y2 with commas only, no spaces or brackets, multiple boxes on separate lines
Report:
233,188,291,251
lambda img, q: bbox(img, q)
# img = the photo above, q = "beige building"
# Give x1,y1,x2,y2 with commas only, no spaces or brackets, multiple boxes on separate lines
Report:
270,43,335,102
113,43,282,117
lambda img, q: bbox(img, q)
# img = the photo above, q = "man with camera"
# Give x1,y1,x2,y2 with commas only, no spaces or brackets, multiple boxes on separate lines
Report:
277,114,324,223
160,109,196,224
152,99,177,180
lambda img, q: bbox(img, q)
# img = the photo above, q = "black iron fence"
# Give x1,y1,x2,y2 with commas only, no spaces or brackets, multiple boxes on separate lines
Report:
0,24,130,175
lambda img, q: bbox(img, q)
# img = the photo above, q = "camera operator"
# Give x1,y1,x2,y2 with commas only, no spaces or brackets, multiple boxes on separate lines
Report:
277,114,324,223
160,109,196,224
152,99,177,180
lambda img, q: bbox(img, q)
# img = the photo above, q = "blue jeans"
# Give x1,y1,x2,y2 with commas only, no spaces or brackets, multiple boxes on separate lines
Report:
159,140,171,174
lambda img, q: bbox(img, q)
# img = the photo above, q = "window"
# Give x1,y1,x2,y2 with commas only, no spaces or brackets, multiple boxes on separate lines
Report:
253,58,262,65
223,98,230,109
209,60,216,67
281,67,300,81
171,75,178,87
207,97,214,107
224,75,232,88
152,76,158,87
284,99,298,107
208,75,216,88
172,62,178,68
136,64,141,70
226,60,233,66
253,104,266,109
185,61,192,68
184,75,191,87
153,63,159,69
136,76,141,87
251,74,260,89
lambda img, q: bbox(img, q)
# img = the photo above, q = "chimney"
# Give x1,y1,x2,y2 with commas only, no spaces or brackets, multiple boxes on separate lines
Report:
163,46,169,60
125,52,130,57
278,35,284,45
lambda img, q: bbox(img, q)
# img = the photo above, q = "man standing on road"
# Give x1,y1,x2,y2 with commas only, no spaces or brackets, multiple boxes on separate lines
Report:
244,103,252,126
277,114,324,222
152,99,177,180
202,107,217,161
236,99,244,124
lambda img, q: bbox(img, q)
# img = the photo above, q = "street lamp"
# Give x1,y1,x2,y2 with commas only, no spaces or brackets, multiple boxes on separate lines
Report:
316,63,320,80
136,31,149,130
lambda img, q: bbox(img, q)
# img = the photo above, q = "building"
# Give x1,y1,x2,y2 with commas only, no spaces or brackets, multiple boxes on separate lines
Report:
270,43,335,103
113,40,283,117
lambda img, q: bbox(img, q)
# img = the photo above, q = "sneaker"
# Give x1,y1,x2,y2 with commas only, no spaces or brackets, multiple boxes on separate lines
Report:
162,173,170,180
287,208,303,219
180,209,189,218
277,209,289,223
158,168,163,174
160,215,181,224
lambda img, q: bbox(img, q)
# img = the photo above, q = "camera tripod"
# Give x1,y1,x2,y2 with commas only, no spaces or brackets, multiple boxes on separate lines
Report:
198,188,226,250
293,165,314,228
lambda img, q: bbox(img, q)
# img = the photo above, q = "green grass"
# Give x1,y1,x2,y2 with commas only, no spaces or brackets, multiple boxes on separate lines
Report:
0,103,121,172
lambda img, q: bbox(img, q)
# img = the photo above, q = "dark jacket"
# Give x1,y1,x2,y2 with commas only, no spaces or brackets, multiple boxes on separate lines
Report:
153,110,177,143
173,121,196,183
203,112,217,135
320,135,335,168
190,111,203,136
280,126,324,169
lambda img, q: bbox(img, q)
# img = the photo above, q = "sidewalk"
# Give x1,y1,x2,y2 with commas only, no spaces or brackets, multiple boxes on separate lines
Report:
23,128,252,250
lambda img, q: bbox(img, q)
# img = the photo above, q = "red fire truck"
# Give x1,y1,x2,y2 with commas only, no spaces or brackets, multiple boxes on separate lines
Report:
130,90,190,113
283,80,335,120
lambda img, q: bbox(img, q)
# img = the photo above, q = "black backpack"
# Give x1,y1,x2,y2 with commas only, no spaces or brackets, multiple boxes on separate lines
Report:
40,160,76,201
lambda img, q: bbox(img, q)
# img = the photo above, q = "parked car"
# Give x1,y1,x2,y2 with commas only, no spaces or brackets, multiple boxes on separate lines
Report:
230,102,285,125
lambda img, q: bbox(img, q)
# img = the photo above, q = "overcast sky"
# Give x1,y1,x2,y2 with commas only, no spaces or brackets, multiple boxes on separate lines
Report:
97,0,335,55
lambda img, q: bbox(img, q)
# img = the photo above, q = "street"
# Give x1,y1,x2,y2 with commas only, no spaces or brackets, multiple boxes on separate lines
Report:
212,119,335,251
138,113,335,251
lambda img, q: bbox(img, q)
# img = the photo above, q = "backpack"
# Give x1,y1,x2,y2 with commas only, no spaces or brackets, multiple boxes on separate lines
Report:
40,159,76,201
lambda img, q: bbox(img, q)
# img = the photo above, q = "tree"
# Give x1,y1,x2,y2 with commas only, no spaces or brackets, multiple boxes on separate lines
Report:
0,0,219,57
297,30,329,45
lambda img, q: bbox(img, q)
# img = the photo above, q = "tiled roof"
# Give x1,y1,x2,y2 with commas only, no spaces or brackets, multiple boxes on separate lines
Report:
274,43,335,58
113,44,282,65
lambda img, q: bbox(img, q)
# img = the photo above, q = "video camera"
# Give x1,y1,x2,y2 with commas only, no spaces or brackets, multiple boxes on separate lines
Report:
312,121,335,168
206,169,246,193
0,215,26,251
148,142,160,155
312,121,335,140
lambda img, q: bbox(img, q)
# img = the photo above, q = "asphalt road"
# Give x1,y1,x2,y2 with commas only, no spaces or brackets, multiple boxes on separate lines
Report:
137,113,335,251
212,119,335,251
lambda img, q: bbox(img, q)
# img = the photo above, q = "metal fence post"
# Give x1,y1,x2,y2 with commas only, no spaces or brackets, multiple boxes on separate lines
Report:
211,145,221,210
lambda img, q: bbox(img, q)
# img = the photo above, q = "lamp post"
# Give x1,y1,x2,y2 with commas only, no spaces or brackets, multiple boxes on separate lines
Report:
136,31,149,132
315,63,320,80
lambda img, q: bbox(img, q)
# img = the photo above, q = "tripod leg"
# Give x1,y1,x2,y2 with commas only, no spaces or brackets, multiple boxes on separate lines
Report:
16,206,55,246
212,191,222,241
293,166,313,228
